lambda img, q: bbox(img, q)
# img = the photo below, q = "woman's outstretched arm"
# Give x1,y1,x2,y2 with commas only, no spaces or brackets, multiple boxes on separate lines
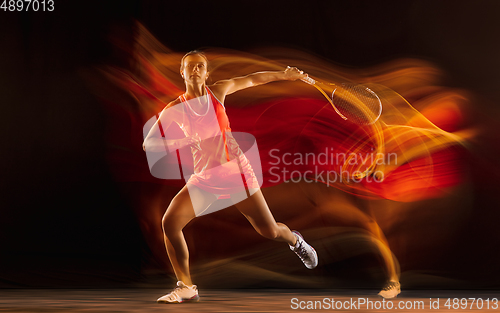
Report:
210,66,308,98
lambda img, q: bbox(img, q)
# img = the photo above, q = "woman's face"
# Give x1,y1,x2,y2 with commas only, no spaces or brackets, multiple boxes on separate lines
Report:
181,54,209,85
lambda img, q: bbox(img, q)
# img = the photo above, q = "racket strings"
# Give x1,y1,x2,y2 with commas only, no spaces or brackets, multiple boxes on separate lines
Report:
333,84,381,125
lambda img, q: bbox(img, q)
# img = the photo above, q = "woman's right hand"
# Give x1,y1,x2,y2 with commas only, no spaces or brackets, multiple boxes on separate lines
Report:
284,66,308,81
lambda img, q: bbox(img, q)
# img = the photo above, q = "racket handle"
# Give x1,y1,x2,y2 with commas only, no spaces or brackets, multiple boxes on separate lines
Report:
300,76,316,85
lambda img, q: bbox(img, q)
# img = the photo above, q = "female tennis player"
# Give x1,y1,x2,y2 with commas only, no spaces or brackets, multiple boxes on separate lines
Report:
143,51,318,303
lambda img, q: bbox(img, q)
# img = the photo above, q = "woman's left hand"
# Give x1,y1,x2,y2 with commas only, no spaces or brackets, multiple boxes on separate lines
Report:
284,66,308,81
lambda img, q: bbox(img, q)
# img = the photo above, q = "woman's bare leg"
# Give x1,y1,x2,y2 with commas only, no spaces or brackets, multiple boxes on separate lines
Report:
231,189,297,246
162,184,217,285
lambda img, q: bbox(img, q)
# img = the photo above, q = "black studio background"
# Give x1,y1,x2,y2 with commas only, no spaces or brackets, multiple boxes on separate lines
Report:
1,0,500,288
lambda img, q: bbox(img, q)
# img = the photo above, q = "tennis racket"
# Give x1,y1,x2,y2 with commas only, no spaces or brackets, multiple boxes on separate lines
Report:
301,76,382,125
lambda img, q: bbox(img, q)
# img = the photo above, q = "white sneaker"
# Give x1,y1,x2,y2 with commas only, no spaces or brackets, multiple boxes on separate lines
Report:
378,281,401,299
289,231,318,269
157,281,200,303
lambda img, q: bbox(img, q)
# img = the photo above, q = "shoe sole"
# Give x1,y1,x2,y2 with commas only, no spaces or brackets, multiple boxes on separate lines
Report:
378,290,400,299
157,294,200,304
307,248,318,269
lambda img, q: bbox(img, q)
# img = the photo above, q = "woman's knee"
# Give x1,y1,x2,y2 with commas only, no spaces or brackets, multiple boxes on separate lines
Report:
161,201,194,236
256,225,280,240
161,211,175,233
